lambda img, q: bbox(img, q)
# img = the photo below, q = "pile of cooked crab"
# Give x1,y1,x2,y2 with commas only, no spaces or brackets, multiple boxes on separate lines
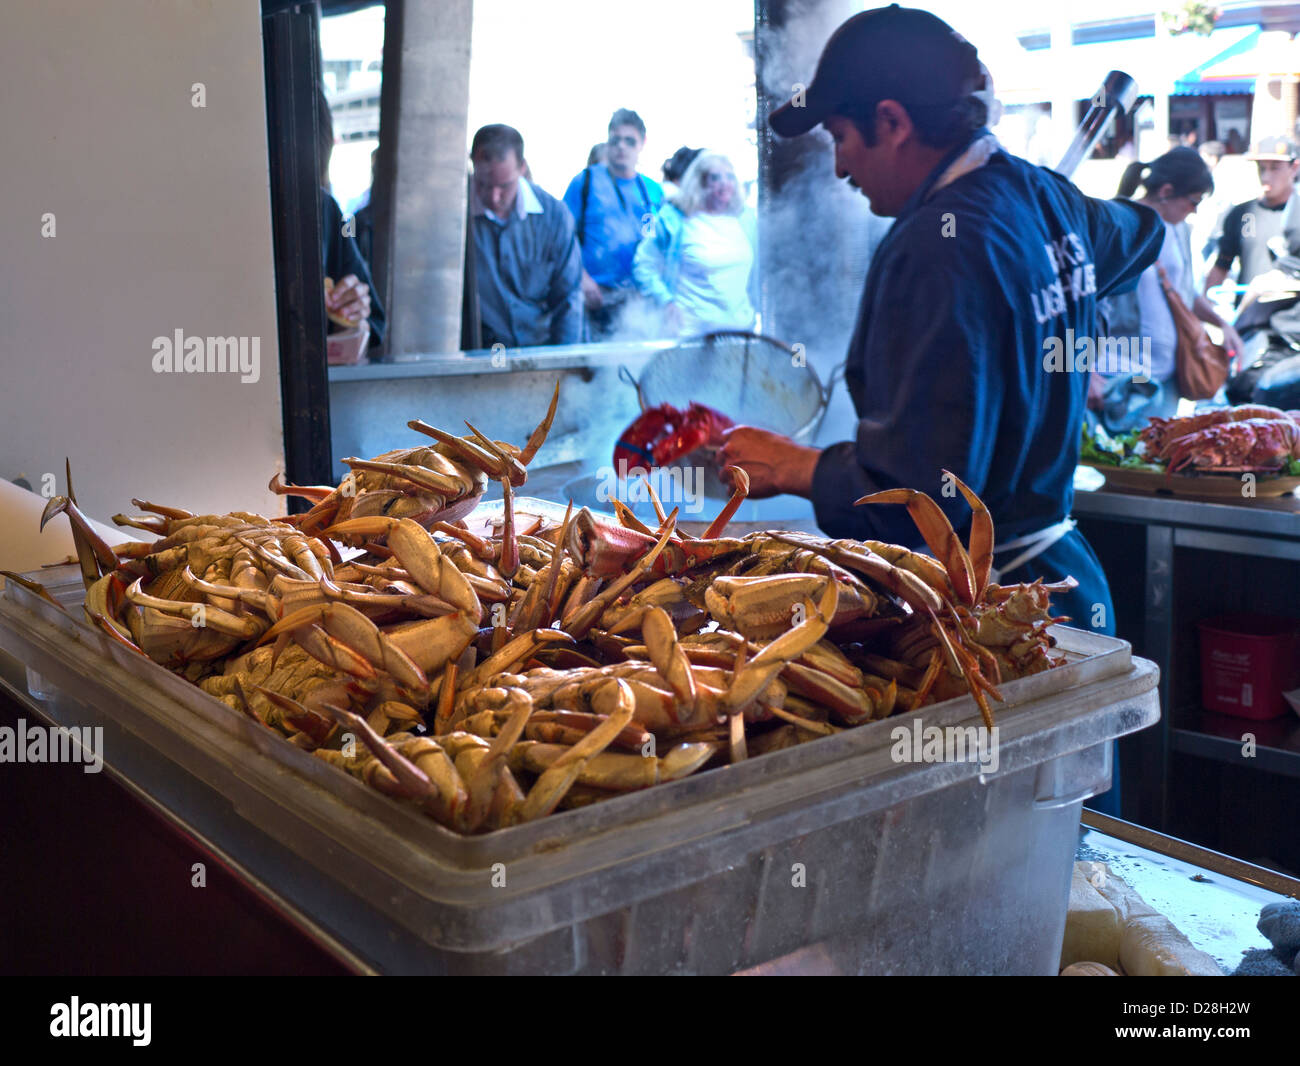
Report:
29,384,1075,834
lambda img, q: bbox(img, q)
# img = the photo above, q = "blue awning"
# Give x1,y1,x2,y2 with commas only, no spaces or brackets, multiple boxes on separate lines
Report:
1175,26,1261,94
989,24,1259,102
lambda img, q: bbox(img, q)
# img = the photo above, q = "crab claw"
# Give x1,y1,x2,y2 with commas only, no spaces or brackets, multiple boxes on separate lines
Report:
725,577,838,716
260,602,428,692
941,470,994,602
855,486,977,607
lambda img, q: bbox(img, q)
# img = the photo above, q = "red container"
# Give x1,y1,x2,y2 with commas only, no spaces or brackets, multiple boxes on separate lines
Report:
1197,614,1300,721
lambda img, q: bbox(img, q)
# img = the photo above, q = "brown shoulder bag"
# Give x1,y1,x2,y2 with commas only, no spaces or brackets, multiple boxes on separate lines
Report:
1155,263,1230,400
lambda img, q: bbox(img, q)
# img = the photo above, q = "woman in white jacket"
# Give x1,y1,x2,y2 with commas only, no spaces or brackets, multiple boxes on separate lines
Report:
1093,147,1243,431
632,151,758,336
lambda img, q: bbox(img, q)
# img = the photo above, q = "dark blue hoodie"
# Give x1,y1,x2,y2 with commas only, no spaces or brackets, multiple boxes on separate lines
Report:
810,134,1163,628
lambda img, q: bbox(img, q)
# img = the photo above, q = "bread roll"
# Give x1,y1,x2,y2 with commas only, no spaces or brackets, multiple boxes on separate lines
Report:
1082,861,1223,976
1061,864,1121,968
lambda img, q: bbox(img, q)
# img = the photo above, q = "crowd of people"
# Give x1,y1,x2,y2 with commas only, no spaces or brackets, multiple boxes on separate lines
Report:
322,105,758,352
1091,135,1300,431
318,77,1300,419
461,109,758,348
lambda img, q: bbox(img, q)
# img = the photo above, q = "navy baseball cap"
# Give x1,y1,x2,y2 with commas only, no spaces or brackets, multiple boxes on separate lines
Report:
770,4,983,138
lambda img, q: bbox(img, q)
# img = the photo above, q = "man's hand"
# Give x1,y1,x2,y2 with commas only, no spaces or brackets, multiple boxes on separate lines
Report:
581,272,604,311
718,426,820,499
326,274,371,326
1087,371,1106,412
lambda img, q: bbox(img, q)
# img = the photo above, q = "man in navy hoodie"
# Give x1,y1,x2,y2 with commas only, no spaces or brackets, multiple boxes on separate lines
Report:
720,6,1164,816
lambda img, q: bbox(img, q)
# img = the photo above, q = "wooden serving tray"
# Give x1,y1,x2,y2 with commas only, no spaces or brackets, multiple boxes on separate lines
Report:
1081,462,1300,500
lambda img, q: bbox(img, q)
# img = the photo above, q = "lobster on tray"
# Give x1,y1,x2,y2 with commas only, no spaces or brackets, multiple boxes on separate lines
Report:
613,402,735,475
1139,406,1300,475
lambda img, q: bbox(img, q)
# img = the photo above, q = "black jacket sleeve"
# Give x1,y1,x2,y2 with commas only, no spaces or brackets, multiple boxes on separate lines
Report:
1214,203,1246,274
322,191,386,346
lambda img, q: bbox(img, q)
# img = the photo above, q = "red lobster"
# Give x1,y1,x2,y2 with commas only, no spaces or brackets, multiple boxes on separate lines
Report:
613,402,734,474
1162,417,1300,474
1139,405,1290,456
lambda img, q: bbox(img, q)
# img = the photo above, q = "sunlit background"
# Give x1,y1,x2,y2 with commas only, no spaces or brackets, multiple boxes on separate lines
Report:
321,1,1300,241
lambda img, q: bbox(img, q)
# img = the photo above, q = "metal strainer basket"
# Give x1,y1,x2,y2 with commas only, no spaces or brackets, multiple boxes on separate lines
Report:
619,330,832,442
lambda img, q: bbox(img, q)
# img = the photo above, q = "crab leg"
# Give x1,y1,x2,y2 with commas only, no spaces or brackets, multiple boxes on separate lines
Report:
457,627,575,692
320,702,433,800
517,678,636,822
40,495,121,589
429,522,496,560
254,688,337,747
639,474,672,530
112,514,170,535
128,499,194,520
641,604,698,714
123,578,266,640
518,380,562,467
267,473,336,503
0,570,64,610
701,466,751,540
910,648,945,708
341,457,469,498
462,687,533,832
326,516,482,619
511,501,572,631
611,499,656,537
465,421,530,485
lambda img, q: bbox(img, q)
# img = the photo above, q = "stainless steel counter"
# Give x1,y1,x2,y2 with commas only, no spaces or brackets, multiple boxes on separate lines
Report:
1077,811,1300,974
1071,474,1300,839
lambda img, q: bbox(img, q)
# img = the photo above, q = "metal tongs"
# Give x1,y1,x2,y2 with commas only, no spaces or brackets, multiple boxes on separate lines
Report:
1056,70,1139,180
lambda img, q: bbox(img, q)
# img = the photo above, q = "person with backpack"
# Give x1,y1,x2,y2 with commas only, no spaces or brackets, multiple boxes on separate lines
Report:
563,109,665,339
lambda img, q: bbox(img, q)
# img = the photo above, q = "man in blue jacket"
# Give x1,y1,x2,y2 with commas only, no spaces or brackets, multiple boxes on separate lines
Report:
720,6,1163,814
564,109,665,339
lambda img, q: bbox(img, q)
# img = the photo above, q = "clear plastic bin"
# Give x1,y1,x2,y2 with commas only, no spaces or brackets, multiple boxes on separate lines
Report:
0,563,1159,974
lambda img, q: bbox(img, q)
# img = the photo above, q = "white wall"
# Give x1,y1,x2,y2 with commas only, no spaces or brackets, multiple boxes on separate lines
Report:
0,0,285,530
